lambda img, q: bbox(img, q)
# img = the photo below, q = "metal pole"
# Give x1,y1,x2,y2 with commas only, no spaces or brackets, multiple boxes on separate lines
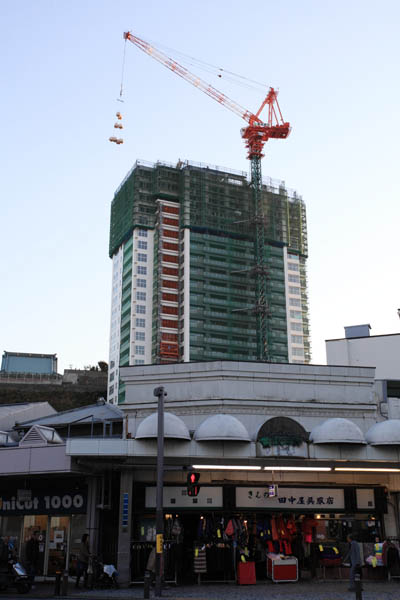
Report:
154,386,167,597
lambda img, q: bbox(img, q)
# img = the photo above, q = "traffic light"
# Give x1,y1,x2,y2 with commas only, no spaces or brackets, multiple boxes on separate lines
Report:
187,472,200,497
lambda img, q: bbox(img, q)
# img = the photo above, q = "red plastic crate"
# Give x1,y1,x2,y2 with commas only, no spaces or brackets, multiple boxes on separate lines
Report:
237,561,256,585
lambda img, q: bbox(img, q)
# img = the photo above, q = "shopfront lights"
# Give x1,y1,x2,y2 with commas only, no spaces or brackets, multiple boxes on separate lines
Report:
191,465,262,471
191,465,332,472
335,467,400,472
262,466,332,472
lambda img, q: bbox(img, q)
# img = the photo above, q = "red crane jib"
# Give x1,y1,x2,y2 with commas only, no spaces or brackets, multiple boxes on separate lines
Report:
123,31,291,158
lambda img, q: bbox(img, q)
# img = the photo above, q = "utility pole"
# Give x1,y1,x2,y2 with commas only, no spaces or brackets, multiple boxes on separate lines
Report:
153,386,167,597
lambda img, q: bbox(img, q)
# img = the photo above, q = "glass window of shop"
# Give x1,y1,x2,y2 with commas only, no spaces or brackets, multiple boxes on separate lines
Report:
1,514,87,577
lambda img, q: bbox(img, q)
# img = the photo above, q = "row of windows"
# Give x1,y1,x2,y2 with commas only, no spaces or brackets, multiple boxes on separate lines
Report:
287,262,299,272
292,347,304,356
289,297,301,307
290,310,302,319
291,335,303,344
289,286,300,295
291,322,303,332
288,274,300,283
135,359,145,365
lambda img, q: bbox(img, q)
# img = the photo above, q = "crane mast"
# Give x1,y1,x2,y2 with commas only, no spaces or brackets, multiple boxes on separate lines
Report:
124,31,291,361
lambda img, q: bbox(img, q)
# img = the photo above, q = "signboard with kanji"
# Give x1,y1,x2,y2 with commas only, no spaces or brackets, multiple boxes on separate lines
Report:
236,487,345,510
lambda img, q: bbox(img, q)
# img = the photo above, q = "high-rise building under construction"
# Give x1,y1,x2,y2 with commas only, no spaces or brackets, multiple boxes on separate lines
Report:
107,159,309,404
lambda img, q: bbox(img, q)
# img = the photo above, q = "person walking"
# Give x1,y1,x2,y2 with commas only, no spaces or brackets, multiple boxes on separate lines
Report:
75,534,90,589
344,534,362,591
25,531,40,589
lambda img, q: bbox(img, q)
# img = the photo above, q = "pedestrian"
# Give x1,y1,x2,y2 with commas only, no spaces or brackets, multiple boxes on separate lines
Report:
75,534,90,589
146,546,156,585
25,531,40,589
344,534,362,592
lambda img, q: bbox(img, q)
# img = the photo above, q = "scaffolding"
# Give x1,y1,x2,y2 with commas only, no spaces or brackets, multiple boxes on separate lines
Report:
110,160,309,366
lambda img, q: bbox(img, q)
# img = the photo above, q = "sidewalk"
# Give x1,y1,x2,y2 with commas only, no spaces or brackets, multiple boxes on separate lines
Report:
5,579,400,600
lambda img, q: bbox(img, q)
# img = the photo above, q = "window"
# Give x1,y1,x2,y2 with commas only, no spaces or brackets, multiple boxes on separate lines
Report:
135,345,145,355
135,359,145,365
288,274,300,283
292,347,304,357
138,253,147,262
137,278,146,288
290,310,302,319
288,262,299,272
109,372,115,382
138,229,147,237
289,286,300,295
136,291,146,301
291,335,303,344
138,240,147,250
137,305,146,314
109,385,114,395
136,318,145,327
136,331,145,341
137,266,147,275
289,297,301,307
291,322,303,332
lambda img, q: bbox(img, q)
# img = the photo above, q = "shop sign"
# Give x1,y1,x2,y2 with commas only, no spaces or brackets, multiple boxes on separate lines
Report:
0,490,87,515
236,487,345,510
256,442,308,458
146,486,223,508
17,489,32,502
356,488,375,510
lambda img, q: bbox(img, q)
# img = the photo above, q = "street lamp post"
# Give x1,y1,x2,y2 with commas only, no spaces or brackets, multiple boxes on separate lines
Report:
153,386,167,597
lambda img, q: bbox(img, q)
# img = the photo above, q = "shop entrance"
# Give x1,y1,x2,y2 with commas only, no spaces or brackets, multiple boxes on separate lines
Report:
14,515,87,578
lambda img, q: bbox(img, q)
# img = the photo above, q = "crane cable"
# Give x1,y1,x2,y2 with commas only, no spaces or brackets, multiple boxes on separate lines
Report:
144,36,269,93
119,36,127,101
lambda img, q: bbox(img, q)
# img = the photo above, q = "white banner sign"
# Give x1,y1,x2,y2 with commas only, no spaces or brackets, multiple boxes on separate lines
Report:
236,487,345,510
145,486,223,508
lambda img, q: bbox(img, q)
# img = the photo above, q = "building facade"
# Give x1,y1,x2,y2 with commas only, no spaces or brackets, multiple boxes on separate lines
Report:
2,361,400,585
108,160,310,404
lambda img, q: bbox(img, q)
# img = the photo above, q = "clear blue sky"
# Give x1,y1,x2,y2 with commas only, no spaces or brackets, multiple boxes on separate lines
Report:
1,0,399,372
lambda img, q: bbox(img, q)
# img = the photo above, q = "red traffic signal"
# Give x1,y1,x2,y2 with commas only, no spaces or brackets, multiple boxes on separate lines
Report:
187,472,200,497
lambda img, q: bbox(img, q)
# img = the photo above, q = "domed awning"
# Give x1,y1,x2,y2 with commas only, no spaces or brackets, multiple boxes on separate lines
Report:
310,418,366,444
135,412,190,440
366,420,400,445
194,414,250,442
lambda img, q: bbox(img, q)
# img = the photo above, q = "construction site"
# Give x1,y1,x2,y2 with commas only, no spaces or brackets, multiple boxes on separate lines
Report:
107,33,309,405
108,159,309,403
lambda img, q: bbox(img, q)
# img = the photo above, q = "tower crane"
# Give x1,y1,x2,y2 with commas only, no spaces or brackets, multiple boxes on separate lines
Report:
123,31,291,361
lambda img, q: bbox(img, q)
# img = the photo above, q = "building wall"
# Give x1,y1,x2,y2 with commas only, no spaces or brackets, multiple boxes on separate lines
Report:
108,160,310,401
326,334,400,379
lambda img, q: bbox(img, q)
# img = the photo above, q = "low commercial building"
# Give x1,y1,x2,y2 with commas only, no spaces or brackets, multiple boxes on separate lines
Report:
2,361,400,585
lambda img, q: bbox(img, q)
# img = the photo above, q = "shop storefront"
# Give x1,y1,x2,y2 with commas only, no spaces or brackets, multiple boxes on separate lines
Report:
0,479,88,578
130,483,387,584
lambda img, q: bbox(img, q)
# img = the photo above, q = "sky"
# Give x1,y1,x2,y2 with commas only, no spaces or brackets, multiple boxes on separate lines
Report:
1,0,400,372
